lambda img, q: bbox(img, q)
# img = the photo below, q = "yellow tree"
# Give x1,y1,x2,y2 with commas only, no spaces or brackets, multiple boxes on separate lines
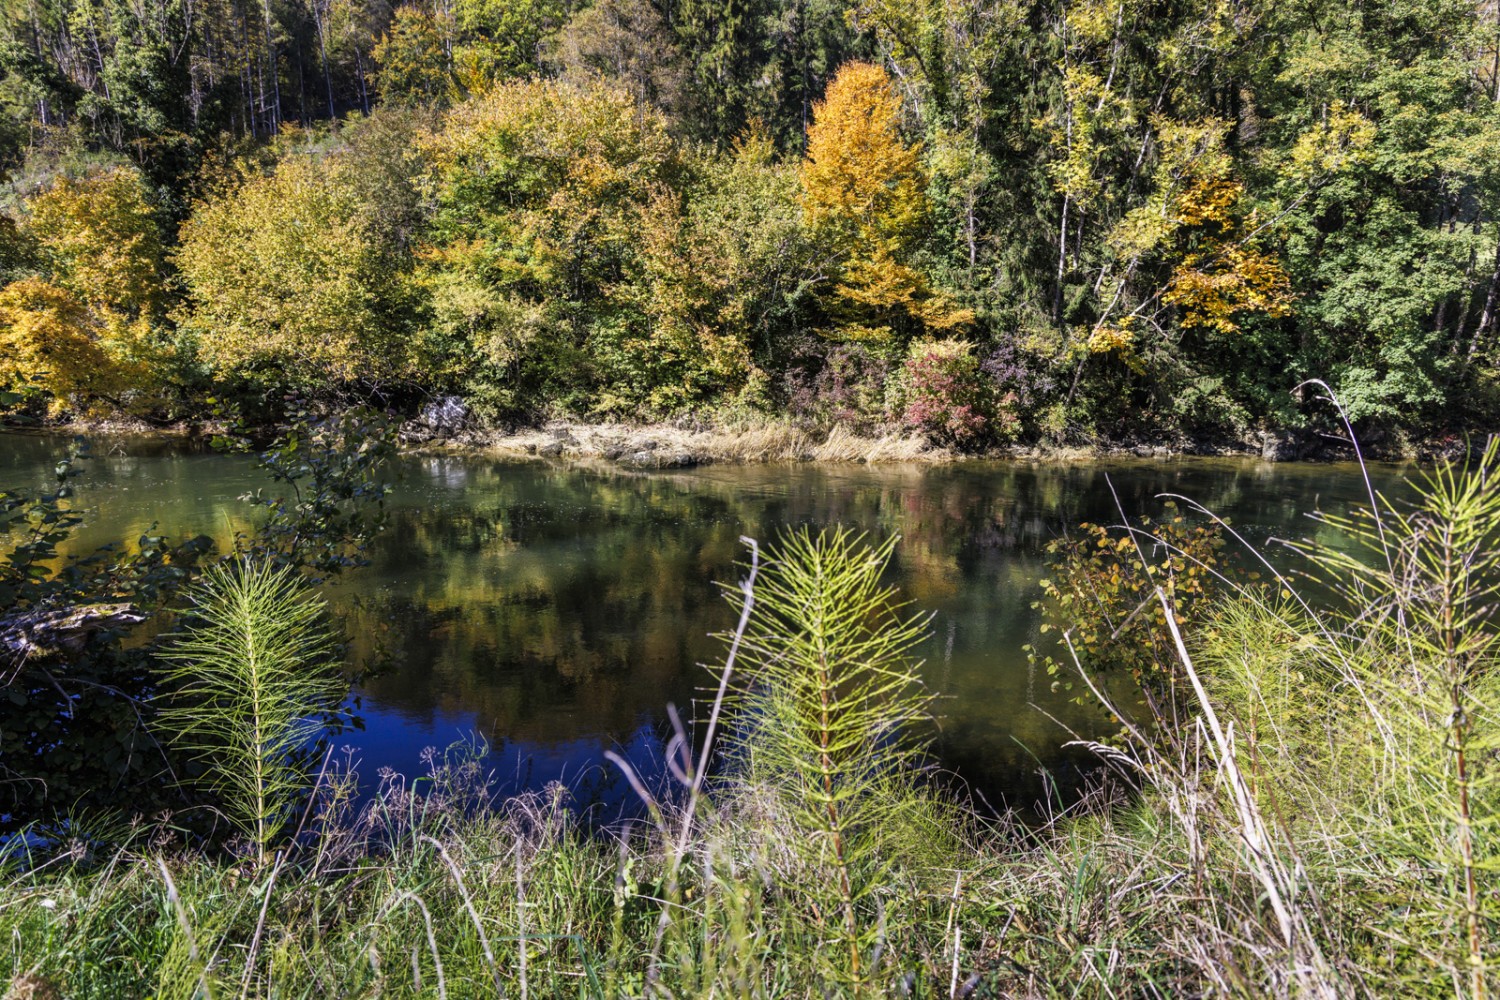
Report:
0,168,165,409
0,279,124,409
800,61,969,343
25,168,163,317
174,154,406,388
1098,116,1304,351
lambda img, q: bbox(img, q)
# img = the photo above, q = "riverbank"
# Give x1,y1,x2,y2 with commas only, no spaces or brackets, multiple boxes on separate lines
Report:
7,409,1470,467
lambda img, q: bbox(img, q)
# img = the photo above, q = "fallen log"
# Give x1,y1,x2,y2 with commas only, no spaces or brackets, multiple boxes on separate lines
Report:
1,603,146,665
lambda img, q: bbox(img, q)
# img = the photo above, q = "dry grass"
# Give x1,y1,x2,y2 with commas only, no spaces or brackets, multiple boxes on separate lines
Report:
465,418,949,467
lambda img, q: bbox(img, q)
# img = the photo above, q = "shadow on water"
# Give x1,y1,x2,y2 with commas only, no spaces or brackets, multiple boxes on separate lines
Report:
1,431,1413,823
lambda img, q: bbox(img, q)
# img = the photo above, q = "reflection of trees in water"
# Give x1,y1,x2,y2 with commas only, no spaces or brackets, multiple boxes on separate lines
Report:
1,433,1418,811
331,455,1414,806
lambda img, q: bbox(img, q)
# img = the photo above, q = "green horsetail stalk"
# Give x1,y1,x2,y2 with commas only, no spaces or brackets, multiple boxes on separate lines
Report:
732,527,932,990
155,558,343,866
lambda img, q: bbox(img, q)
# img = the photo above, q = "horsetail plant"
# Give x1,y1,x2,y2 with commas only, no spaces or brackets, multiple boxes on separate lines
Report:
155,557,343,866
731,527,932,991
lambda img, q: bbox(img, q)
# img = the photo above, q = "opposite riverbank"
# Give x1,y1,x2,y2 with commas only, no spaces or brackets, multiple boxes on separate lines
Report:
19,408,1464,470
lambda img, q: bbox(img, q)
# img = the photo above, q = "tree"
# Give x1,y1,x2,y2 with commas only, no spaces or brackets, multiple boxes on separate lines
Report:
0,278,123,407
25,166,163,316
174,152,409,389
451,0,571,88
416,78,681,416
374,5,455,107
0,167,165,408
800,61,968,344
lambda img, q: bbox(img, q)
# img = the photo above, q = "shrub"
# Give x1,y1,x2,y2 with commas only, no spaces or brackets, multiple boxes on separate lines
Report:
1028,503,1226,733
783,339,894,429
893,337,1010,448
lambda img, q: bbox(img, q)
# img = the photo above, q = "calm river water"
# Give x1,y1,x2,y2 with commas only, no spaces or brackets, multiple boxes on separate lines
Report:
1,432,1412,814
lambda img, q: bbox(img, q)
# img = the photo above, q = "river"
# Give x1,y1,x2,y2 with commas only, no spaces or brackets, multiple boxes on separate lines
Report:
0,431,1412,816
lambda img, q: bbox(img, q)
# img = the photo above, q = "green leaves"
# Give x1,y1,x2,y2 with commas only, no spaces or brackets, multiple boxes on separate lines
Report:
174,151,411,392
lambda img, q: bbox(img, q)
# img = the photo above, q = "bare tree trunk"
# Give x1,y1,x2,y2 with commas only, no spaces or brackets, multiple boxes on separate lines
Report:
311,0,335,117
262,0,281,132
1055,193,1069,326
1471,234,1500,357
355,47,370,114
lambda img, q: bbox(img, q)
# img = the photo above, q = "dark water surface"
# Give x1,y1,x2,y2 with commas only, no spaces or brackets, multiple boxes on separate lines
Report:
0,432,1412,814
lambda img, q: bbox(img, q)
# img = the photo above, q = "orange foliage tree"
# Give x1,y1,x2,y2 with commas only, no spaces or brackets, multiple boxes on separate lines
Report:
0,278,125,406
800,61,969,344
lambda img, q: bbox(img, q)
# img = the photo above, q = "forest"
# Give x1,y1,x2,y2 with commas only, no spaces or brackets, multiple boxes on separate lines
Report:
0,0,1494,448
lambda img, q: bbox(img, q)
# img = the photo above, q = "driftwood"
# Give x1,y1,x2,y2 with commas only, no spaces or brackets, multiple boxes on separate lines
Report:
1,603,146,665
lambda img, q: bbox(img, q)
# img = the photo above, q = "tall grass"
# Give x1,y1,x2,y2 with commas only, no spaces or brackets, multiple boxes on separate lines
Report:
8,443,1500,997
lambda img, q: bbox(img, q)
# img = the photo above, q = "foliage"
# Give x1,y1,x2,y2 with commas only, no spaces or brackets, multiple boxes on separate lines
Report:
0,0,1497,442
1276,438,1500,990
416,78,681,417
783,339,893,427
23,167,163,317
0,447,217,831
891,336,1013,448
155,559,343,863
0,167,167,410
1029,504,1225,731
0,278,125,409
801,61,969,344
374,5,454,108
174,152,410,391
234,405,398,576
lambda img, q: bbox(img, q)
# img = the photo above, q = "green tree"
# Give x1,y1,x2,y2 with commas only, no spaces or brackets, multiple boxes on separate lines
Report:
374,4,454,107
416,78,681,416
174,152,410,390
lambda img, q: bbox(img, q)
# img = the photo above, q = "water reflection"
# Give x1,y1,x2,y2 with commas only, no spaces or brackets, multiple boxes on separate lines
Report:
0,432,1413,813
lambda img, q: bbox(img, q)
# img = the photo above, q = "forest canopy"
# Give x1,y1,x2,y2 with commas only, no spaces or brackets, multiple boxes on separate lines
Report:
0,0,1497,445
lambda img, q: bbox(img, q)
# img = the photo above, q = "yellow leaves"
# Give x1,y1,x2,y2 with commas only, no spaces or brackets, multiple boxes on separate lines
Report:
625,186,756,409
1287,101,1376,181
1164,242,1294,335
24,167,163,317
1086,321,1135,355
0,167,166,408
801,62,967,340
1039,66,1139,208
801,61,925,242
1105,117,1234,259
174,154,401,385
1063,0,1125,45
1095,114,1295,336
1173,178,1242,229
0,278,122,409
